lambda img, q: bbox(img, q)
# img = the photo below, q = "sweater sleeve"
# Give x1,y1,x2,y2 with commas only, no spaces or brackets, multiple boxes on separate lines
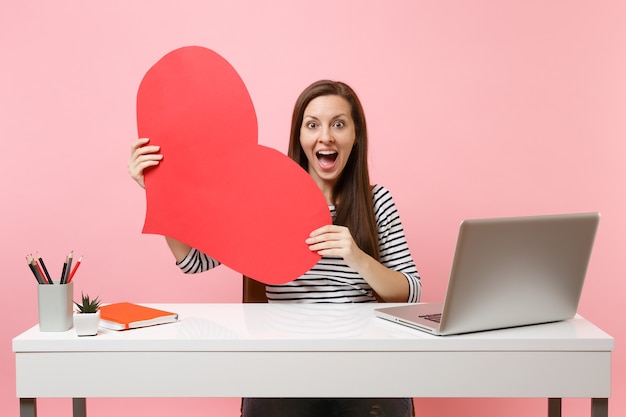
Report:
373,185,422,303
176,247,221,274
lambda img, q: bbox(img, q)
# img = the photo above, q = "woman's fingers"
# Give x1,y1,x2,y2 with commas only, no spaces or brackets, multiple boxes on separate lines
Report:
128,138,162,189
307,226,353,253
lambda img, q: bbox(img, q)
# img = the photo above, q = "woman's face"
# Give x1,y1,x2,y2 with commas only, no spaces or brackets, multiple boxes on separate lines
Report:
299,95,356,194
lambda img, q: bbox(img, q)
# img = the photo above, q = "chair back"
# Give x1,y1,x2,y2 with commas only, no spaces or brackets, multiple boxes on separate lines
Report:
242,276,268,303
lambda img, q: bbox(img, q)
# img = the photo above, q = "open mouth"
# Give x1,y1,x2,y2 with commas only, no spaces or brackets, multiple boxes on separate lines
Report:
316,150,338,168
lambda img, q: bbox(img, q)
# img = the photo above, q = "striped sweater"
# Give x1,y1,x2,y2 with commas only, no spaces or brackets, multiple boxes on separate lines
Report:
177,184,421,303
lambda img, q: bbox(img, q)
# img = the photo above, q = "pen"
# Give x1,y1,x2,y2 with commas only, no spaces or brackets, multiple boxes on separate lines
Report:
36,253,53,284
68,255,82,283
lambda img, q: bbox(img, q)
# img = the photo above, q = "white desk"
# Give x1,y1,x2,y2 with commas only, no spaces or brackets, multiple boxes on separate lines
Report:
13,303,614,417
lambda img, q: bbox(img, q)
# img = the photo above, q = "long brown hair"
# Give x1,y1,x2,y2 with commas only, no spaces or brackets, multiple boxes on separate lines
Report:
288,80,380,261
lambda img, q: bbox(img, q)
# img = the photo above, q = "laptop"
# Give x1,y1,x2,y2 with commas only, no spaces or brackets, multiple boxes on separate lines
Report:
375,212,600,336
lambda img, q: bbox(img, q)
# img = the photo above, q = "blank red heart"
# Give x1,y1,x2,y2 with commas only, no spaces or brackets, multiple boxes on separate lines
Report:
136,46,331,284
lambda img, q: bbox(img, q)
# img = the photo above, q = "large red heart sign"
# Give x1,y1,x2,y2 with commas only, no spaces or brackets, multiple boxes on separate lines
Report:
136,46,331,284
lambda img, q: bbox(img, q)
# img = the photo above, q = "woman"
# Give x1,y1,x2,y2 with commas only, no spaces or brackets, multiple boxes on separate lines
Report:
129,80,421,416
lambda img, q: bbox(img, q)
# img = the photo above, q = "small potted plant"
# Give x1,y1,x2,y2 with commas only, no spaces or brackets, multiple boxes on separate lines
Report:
73,292,102,336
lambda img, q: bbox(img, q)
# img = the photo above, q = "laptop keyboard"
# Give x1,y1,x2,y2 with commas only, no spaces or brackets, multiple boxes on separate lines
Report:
419,313,442,323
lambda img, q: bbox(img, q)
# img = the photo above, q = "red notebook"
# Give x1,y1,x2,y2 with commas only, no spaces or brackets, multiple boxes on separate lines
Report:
99,302,178,330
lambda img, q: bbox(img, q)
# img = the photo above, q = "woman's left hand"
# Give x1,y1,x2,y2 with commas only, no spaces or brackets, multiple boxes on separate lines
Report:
307,224,410,302
306,225,364,267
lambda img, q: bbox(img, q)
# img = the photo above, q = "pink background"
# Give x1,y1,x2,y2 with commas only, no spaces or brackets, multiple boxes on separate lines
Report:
2,1,624,416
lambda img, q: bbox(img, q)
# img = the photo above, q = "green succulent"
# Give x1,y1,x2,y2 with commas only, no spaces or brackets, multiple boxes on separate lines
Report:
74,292,101,314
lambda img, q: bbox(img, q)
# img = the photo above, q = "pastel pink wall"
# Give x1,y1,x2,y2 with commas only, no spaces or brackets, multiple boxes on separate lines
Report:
2,1,624,416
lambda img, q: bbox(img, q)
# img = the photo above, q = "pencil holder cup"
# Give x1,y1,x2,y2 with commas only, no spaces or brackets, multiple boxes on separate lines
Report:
37,282,73,332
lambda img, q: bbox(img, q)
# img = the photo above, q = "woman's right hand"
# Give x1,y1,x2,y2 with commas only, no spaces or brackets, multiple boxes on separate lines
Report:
128,138,163,189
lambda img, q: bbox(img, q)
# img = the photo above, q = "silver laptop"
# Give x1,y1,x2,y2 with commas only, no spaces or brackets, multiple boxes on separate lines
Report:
375,212,600,336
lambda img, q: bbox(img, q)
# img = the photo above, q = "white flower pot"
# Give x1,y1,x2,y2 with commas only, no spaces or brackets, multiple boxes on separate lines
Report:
73,310,101,336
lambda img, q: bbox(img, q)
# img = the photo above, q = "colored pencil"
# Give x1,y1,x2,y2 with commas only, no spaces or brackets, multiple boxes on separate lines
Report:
26,256,45,284
60,256,68,284
68,255,82,283
26,250,83,285
63,251,73,285
35,253,52,284
63,251,74,284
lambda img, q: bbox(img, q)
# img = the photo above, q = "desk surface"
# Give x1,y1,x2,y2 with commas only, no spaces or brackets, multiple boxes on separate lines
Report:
13,303,613,352
13,303,614,399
